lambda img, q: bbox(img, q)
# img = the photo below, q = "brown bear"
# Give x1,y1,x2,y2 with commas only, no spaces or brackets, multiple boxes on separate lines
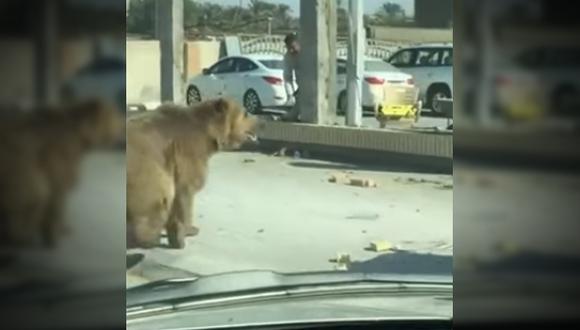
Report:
0,99,123,247
126,98,258,249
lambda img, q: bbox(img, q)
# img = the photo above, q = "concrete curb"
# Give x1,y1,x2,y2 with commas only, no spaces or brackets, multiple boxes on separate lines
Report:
257,121,453,159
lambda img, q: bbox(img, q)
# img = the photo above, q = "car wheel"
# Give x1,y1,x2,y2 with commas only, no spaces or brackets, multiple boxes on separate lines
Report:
243,89,262,114
337,91,347,115
186,86,201,105
427,85,451,114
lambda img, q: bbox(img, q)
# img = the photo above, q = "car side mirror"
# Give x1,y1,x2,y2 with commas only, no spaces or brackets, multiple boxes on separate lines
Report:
202,68,209,75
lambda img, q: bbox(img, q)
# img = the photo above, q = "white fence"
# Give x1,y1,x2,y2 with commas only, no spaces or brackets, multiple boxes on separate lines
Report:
237,34,407,59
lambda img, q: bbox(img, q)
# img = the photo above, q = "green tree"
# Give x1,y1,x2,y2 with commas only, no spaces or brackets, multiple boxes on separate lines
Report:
126,0,156,36
372,2,406,25
126,0,296,37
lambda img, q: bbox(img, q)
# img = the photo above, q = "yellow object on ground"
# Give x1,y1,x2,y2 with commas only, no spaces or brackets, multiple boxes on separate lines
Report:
369,240,393,252
376,84,421,126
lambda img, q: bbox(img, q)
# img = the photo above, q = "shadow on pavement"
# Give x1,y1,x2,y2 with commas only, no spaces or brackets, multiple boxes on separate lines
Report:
287,159,451,175
348,250,452,276
127,253,145,270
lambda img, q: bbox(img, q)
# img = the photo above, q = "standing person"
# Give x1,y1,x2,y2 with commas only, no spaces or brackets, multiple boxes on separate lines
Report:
282,33,300,121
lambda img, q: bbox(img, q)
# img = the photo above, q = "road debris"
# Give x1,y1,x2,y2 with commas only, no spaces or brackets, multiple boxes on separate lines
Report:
346,213,379,221
242,158,256,163
367,240,395,252
271,147,287,157
257,228,264,233
329,253,351,271
328,172,377,188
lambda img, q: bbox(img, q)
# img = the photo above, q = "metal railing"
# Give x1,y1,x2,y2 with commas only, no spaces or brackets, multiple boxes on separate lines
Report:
237,34,409,59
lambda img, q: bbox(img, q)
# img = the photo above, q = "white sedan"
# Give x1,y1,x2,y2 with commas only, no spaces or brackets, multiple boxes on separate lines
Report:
186,54,294,114
335,57,415,114
187,54,414,115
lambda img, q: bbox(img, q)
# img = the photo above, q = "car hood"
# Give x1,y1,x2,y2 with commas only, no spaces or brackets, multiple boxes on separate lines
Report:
127,270,451,308
128,292,452,330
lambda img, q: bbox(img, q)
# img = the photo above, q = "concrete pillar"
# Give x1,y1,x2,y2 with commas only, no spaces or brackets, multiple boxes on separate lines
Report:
452,0,464,126
298,0,333,124
327,0,337,123
477,0,493,126
346,0,364,127
157,0,184,103
35,0,59,106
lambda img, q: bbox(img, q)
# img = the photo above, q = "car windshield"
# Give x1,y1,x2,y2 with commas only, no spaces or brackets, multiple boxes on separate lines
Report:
259,59,284,69
124,0,453,325
364,60,398,72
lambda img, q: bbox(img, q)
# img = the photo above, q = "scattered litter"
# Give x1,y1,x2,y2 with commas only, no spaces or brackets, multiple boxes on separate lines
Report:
257,229,264,233
329,253,351,271
416,208,420,213
367,240,394,252
271,147,287,157
328,172,377,188
439,183,453,190
361,230,367,234
346,213,379,221
242,158,256,163
349,178,377,188
328,172,350,184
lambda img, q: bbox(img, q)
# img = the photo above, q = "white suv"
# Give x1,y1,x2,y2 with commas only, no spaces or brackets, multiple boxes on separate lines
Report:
386,44,453,113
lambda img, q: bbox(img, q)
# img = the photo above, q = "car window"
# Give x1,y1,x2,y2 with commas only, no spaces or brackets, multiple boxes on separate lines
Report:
337,59,347,74
235,58,258,72
415,49,441,66
335,60,397,74
441,48,453,66
388,49,415,67
259,60,284,70
209,58,236,74
365,60,397,72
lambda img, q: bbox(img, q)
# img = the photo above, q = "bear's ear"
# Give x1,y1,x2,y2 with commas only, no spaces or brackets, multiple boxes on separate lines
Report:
214,98,228,113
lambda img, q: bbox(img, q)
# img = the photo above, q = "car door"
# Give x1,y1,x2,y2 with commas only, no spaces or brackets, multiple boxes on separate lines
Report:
204,58,236,99
387,48,418,83
410,48,442,99
437,47,453,96
226,58,259,103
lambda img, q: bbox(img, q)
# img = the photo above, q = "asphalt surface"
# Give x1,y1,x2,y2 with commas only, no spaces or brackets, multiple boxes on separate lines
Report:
127,151,453,286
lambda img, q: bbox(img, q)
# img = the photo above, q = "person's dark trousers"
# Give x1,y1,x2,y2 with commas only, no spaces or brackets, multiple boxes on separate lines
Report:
283,89,300,121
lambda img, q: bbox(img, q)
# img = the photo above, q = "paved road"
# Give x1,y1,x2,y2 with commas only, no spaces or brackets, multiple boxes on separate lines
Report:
128,151,453,286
